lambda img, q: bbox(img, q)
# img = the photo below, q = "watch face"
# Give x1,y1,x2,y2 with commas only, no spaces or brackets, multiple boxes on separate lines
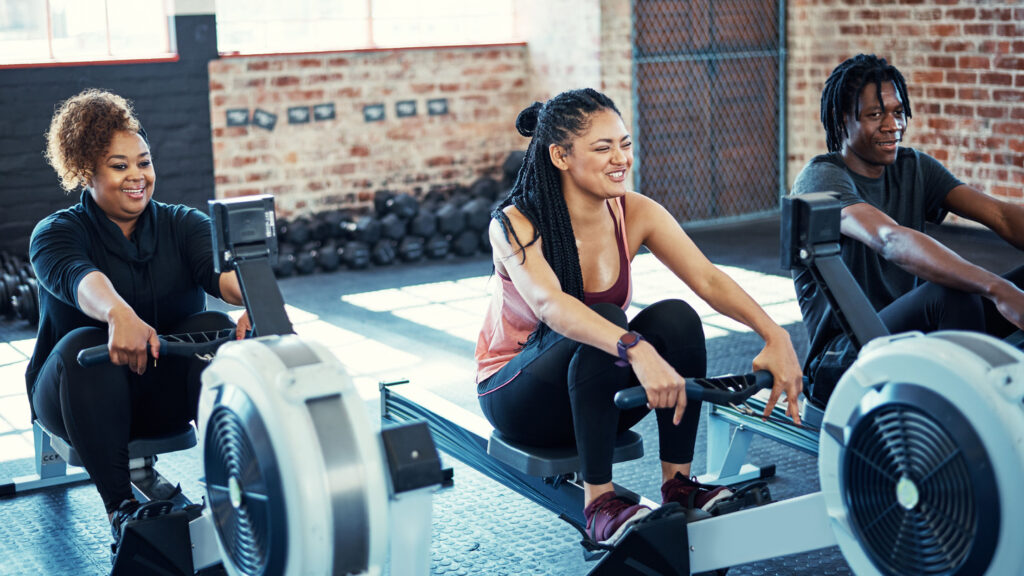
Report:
620,332,639,346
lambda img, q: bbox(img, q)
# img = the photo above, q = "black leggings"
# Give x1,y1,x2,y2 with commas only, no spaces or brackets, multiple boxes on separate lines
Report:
478,299,706,485
878,265,1024,338
31,311,235,514
810,265,1024,403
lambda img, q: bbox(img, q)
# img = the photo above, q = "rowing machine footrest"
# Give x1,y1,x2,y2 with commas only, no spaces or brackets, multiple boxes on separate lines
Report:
111,510,193,576
38,420,197,468
705,481,773,517
487,430,643,477
588,503,690,576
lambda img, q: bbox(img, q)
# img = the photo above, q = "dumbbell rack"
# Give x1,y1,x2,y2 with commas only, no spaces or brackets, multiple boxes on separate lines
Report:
270,176,507,278
0,251,39,326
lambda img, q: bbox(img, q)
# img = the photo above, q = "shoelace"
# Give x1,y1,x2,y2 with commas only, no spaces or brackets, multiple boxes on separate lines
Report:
588,495,634,532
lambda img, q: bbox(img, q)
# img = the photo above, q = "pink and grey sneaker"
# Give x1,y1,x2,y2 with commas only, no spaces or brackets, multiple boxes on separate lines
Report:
661,472,734,512
584,492,652,545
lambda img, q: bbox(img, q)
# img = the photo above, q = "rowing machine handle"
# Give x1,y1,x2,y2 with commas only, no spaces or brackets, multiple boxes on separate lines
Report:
77,339,166,368
613,370,774,409
77,345,114,367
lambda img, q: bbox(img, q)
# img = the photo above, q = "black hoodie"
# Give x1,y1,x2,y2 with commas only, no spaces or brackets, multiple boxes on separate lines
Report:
25,191,223,403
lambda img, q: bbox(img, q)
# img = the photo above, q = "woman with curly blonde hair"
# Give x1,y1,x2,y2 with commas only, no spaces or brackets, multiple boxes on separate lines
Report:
28,89,248,553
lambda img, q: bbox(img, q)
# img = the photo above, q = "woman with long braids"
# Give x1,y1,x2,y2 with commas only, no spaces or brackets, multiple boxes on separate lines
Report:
475,88,803,545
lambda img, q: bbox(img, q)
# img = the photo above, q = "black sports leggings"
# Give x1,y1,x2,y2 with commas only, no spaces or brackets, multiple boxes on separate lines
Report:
874,264,1024,339
477,299,706,485
31,311,235,514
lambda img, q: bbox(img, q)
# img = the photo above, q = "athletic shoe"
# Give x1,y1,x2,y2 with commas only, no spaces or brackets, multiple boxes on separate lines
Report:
661,473,734,511
109,499,175,559
584,492,651,545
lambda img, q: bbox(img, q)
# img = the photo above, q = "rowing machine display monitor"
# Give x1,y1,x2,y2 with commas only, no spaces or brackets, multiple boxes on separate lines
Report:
210,195,278,272
209,196,293,337
780,191,840,271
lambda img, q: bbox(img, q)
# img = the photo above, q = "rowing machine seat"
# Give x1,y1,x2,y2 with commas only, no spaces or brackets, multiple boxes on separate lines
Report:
37,420,197,468
487,430,644,477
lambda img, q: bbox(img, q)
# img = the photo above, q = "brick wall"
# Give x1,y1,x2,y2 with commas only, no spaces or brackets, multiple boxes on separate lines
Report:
208,46,531,216
787,1,1024,216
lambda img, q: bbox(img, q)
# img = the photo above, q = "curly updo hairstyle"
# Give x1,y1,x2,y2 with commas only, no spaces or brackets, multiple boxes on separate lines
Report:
493,88,621,342
44,89,142,192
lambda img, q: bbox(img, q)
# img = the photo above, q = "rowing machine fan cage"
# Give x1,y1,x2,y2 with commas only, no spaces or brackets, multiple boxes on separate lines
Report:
819,331,1024,576
197,335,388,576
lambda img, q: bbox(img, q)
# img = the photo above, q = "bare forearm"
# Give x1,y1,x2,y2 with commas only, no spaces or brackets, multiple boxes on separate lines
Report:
77,271,134,324
881,228,1008,297
536,293,626,357
218,271,245,306
698,272,788,342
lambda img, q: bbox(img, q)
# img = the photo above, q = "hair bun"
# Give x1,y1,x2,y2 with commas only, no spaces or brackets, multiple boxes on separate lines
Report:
515,102,542,137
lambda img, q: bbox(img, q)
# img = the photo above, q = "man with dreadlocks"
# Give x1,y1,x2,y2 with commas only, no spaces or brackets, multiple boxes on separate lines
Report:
792,54,1024,408
475,88,803,546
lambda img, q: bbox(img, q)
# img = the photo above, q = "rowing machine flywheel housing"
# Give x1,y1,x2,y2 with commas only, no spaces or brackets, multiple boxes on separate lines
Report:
819,331,1024,576
197,335,389,576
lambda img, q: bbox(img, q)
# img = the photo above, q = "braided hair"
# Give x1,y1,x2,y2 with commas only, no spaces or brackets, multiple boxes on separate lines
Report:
821,54,912,153
493,88,621,341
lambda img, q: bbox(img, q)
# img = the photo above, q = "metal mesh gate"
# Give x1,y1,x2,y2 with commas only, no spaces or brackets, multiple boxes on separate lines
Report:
632,0,785,223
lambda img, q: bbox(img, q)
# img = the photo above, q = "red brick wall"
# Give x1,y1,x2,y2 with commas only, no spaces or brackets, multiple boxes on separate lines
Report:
787,1,1024,215
208,46,530,216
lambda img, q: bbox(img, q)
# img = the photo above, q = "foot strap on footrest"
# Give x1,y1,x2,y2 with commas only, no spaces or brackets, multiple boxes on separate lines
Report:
706,480,772,516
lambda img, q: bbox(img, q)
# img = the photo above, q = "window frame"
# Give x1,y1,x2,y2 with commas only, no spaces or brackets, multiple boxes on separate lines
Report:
0,0,177,69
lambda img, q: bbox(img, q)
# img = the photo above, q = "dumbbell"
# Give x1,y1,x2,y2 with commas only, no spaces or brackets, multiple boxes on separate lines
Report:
315,241,342,272
294,242,318,275
397,236,425,262
339,241,371,270
12,278,39,325
379,213,407,241
469,177,502,203
273,245,297,278
375,191,419,220
280,216,313,246
434,203,466,236
371,239,396,266
0,272,18,318
460,197,492,232
424,235,450,259
408,210,438,238
313,210,347,242
503,150,526,189
450,229,481,257
342,215,383,245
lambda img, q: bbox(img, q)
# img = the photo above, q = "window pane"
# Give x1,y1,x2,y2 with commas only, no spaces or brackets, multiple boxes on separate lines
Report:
217,0,370,54
107,0,171,57
49,0,109,60
371,1,515,48
215,0,516,55
0,0,50,64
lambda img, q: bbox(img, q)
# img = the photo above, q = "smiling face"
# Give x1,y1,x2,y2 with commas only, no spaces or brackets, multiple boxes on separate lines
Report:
88,130,155,237
841,80,907,178
552,109,633,201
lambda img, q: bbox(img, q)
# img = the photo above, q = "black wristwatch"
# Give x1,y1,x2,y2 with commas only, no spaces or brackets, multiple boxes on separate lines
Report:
615,331,644,367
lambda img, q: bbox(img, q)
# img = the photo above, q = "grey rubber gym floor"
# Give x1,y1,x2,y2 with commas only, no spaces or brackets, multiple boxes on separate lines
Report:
0,215,1017,576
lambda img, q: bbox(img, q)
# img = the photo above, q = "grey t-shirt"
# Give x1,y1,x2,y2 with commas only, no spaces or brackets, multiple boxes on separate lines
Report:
790,148,962,375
